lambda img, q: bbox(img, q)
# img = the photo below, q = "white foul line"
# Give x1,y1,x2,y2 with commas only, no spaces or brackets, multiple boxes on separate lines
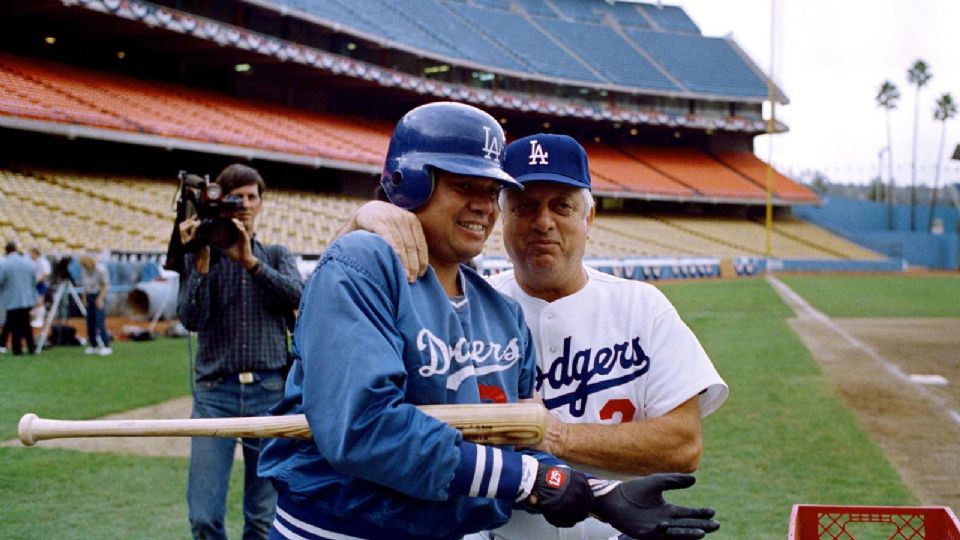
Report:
766,274,960,427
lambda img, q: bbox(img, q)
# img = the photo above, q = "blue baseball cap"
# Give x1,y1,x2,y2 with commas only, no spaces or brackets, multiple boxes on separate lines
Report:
503,133,591,190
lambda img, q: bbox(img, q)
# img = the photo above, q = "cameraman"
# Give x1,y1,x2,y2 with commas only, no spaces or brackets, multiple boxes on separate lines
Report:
176,163,303,540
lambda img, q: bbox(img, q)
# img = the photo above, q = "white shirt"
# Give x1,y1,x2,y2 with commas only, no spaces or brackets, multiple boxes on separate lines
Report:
486,265,729,540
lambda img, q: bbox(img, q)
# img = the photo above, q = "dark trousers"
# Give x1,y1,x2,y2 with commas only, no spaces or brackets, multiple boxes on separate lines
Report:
0,315,9,347
85,293,110,348
5,307,35,355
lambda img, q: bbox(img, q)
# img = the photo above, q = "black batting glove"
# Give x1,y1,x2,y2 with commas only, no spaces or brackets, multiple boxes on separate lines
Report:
519,464,593,528
592,474,719,540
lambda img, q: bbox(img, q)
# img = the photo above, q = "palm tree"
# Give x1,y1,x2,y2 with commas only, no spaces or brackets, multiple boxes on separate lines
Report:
875,80,900,230
907,59,932,231
929,93,957,231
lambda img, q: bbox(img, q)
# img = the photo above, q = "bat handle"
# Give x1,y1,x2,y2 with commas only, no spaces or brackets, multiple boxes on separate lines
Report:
19,413,39,446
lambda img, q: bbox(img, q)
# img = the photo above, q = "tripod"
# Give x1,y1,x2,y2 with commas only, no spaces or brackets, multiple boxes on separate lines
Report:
36,280,87,353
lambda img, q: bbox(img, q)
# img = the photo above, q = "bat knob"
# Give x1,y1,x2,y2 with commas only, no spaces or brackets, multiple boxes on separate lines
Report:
18,413,38,446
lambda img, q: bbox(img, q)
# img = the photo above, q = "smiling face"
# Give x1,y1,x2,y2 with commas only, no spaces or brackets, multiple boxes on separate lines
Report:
415,171,502,278
501,181,594,300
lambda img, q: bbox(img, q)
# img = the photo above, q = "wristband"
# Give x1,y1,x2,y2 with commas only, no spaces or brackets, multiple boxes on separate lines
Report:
247,261,262,276
515,454,540,502
449,441,524,500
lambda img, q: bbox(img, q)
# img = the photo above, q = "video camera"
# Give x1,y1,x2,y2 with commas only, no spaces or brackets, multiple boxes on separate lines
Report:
163,171,244,272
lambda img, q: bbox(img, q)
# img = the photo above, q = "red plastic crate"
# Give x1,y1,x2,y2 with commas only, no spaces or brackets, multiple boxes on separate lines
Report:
789,505,960,540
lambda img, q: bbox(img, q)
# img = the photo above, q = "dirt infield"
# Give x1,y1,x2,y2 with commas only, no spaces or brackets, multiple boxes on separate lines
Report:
770,276,960,510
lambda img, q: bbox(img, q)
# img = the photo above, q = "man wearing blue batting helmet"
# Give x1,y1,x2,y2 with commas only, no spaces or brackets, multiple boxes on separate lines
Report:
342,129,726,540
260,100,575,540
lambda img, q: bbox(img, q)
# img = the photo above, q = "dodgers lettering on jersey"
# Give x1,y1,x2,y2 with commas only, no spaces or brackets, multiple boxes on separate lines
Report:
537,335,650,417
417,328,521,391
488,265,728,428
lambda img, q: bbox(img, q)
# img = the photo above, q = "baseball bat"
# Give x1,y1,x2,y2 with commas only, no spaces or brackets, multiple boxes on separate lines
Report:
18,402,546,447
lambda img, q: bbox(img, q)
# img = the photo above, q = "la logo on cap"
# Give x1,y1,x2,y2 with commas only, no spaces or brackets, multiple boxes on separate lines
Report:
527,139,549,165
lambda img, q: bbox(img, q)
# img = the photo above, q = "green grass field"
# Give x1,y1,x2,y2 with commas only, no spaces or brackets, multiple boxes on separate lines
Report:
777,274,960,318
3,274,953,539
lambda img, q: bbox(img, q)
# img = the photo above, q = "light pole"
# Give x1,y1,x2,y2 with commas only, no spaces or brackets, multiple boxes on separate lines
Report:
878,146,892,229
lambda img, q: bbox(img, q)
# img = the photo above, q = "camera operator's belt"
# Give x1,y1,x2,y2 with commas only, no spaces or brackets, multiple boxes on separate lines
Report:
224,367,285,384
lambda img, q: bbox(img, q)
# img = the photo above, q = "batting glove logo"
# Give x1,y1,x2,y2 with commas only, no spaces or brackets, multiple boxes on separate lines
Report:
546,467,566,489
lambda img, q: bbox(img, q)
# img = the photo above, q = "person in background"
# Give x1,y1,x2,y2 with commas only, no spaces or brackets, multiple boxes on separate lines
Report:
177,163,303,540
0,241,39,355
29,247,51,328
78,254,111,356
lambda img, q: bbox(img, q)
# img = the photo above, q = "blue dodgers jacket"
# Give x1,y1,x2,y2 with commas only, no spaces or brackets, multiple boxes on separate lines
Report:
259,232,542,540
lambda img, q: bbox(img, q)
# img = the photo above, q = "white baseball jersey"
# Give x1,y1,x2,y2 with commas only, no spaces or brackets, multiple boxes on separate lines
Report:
486,265,728,540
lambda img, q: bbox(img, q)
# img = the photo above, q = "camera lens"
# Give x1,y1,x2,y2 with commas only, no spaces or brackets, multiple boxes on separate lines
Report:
204,183,223,201
208,218,240,249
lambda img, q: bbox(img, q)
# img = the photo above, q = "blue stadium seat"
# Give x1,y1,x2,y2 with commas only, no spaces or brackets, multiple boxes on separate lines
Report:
511,0,559,19
446,3,602,82
635,3,700,33
275,0,386,38
627,29,768,98
385,0,529,72
549,0,605,22
469,0,511,9
534,17,679,90
192,0,758,97
603,1,653,29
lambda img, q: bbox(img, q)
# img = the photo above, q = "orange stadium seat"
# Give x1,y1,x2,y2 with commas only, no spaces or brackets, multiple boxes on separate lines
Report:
582,142,696,197
619,145,767,200
711,151,819,203
0,57,128,130
0,52,390,166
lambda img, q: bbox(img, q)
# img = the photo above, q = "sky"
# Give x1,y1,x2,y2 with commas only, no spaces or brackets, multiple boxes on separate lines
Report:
672,0,960,186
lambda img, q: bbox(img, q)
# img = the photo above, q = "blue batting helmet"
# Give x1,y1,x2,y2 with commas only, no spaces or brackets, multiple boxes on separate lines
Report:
380,101,522,209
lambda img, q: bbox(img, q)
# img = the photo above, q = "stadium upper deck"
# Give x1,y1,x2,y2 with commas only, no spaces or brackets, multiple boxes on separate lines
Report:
247,0,776,102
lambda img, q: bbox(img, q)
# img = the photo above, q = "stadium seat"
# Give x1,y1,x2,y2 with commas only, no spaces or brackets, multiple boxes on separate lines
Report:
582,142,695,197
618,145,767,200
0,52,390,167
711,151,819,203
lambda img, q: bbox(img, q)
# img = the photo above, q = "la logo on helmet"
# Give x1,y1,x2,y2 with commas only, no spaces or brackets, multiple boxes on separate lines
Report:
527,139,549,165
482,126,502,160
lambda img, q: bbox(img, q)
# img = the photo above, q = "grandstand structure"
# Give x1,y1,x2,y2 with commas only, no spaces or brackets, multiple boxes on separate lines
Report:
0,0,889,289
